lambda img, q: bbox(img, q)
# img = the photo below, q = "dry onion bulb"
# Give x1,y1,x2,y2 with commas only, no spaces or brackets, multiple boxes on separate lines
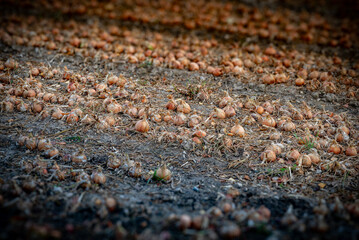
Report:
308,152,321,164
129,162,142,178
166,95,177,110
72,149,87,163
25,137,37,150
262,115,276,128
37,138,52,151
224,104,236,118
345,146,357,156
219,91,233,108
297,154,312,167
135,116,150,133
212,107,226,119
266,144,282,155
193,129,206,138
230,120,245,137
260,150,276,162
177,100,191,114
154,164,172,181
91,169,106,184
173,113,186,126
44,148,59,158
286,149,300,161
188,114,201,128
328,142,341,154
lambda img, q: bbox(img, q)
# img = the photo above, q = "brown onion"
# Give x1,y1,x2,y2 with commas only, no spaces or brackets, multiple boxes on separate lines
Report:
135,117,150,133
260,150,276,162
155,165,172,181
230,120,245,137
345,146,357,156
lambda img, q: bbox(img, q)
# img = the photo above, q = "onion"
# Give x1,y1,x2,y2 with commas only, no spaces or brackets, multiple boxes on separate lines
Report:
256,106,264,115
5,58,17,69
262,115,276,127
66,112,79,124
17,101,29,112
192,137,202,144
32,101,44,113
308,153,321,164
188,114,201,128
286,149,300,161
106,197,117,211
345,146,357,156
18,136,29,146
173,113,186,126
135,117,150,133
266,144,282,155
166,95,177,110
292,111,304,120
25,137,37,150
179,215,191,230
339,125,350,135
328,143,341,154
224,105,236,118
163,114,172,122
295,78,305,86
298,154,312,167
152,114,162,123
30,68,39,77
107,102,122,114
72,150,87,163
177,100,191,114
189,62,199,71
128,162,142,178
193,130,206,138
37,139,52,151
283,121,296,131
269,131,281,140
262,74,275,84
107,76,118,85
230,120,245,137
107,155,121,169
44,148,59,158
91,170,106,184
127,105,138,118
81,114,96,125
155,165,172,181
117,75,127,87
219,91,233,108
76,171,91,188
260,150,276,162
197,90,209,101
212,108,226,119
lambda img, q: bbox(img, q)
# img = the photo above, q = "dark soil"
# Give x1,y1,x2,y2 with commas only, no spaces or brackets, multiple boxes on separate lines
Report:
0,1,358,240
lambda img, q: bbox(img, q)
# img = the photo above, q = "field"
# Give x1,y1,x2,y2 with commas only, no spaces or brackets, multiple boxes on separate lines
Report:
0,0,358,239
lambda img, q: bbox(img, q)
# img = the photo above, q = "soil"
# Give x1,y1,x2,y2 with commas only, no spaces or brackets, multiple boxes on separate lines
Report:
0,1,358,240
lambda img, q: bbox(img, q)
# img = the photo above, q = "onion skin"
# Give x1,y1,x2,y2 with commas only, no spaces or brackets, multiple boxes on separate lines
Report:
213,108,226,119
260,150,276,162
91,170,106,184
155,165,172,181
135,118,150,133
286,149,300,161
72,151,87,163
345,147,357,156
177,100,191,114
308,153,321,164
328,144,341,154
230,124,245,137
